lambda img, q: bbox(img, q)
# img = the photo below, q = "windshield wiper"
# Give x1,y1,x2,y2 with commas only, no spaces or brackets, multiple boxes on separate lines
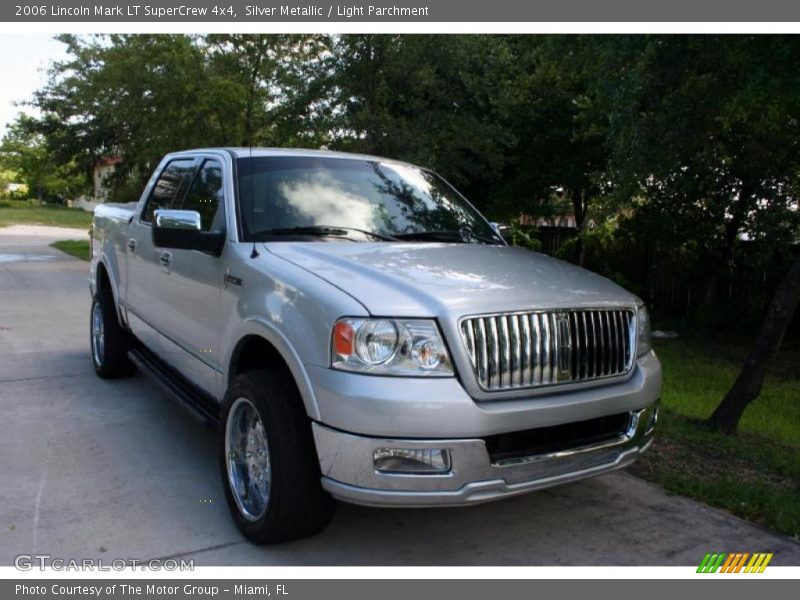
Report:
393,230,503,245
252,226,397,242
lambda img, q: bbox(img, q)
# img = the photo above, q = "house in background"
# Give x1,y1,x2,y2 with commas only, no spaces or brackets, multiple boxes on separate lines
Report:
93,156,123,202
72,156,122,211
518,213,578,229
3,182,27,194
518,213,579,255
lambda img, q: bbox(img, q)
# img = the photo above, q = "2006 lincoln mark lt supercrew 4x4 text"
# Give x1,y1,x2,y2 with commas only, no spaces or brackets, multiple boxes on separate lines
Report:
90,148,662,544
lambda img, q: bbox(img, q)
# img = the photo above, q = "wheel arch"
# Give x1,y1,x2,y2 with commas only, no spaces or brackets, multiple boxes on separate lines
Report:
93,249,122,302
225,322,321,421
95,261,112,294
93,259,127,326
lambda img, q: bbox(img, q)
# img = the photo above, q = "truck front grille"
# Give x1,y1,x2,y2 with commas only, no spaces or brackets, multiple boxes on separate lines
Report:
460,308,636,391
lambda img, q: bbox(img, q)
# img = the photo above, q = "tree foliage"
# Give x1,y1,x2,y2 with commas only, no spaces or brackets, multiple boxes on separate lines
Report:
595,35,800,432
603,35,800,270
0,114,86,202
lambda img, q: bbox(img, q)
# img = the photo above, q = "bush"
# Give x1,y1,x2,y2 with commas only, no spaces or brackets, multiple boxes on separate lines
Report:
0,187,32,202
509,222,542,251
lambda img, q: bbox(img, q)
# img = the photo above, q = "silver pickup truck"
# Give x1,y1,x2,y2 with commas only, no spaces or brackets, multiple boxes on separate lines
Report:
90,147,661,544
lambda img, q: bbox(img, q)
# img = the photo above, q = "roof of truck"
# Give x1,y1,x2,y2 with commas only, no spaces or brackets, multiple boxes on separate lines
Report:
176,147,417,167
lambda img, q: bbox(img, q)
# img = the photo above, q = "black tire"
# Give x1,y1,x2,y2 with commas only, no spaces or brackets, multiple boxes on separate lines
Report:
219,370,335,544
90,290,136,379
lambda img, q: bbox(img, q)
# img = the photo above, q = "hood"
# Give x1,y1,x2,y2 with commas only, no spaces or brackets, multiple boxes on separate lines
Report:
265,242,639,317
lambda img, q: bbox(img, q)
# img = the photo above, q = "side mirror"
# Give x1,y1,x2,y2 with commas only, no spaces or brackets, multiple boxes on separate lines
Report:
152,209,225,255
490,222,512,243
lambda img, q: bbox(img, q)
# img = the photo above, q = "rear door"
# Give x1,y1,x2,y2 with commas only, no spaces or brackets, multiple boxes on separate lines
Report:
125,157,197,356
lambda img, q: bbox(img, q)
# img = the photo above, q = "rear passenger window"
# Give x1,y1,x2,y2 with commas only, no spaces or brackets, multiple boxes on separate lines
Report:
141,159,195,223
179,159,225,232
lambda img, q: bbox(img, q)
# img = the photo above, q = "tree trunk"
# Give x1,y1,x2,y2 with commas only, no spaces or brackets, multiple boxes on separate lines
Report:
571,189,588,267
242,41,266,147
702,214,742,310
706,250,800,433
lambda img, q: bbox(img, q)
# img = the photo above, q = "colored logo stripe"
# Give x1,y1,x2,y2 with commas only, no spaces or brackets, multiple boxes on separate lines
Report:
720,553,750,573
697,553,726,573
745,553,773,573
697,552,773,573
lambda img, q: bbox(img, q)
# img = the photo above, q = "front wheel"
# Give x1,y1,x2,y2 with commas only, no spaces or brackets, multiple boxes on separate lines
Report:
90,290,136,379
219,370,335,544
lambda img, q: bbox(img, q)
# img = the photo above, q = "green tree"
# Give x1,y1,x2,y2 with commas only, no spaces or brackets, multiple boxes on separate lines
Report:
597,35,800,433
0,114,86,202
316,35,515,199
203,34,330,147
491,36,612,264
34,34,217,196
32,34,330,199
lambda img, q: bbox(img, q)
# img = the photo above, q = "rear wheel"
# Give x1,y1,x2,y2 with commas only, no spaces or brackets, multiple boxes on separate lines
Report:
90,290,136,379
219,370,335,544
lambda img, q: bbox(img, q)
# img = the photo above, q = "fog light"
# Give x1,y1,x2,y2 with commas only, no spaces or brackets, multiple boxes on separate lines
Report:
373,448,451,474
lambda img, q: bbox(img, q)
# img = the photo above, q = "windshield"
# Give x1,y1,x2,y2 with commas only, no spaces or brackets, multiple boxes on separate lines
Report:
236,156,502,243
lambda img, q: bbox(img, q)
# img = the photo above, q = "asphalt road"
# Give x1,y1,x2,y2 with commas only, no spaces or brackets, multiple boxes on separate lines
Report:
1,225,798,566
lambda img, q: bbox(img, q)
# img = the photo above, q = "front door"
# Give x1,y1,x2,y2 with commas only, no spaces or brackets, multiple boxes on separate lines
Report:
125,158,196,356
153,157,228,398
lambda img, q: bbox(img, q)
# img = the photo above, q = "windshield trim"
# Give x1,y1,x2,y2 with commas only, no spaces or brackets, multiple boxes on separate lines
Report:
420,167,506,246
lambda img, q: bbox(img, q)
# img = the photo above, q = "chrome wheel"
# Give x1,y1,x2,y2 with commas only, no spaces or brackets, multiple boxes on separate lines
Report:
91,301,105,367
225,397,271,521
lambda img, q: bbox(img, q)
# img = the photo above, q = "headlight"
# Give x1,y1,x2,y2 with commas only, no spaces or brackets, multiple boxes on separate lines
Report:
637,304,652,357
332,318,453,376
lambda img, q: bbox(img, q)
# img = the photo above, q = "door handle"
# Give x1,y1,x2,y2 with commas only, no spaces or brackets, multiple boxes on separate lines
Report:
159,251,172,268
127,239,136,252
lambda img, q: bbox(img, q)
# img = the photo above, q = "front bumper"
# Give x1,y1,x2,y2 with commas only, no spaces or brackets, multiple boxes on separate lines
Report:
307,351,662,438
313,401,658,507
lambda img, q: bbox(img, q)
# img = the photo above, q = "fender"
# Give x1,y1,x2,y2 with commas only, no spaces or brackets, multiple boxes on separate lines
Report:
223,317,322,421
93,254,127,328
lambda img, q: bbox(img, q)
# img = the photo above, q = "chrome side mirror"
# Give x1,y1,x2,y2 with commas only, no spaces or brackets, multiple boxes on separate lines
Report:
490,221,511,242
152,209,224,255
154,209,202,231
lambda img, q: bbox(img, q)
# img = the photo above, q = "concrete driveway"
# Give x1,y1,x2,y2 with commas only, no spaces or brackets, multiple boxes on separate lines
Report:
0,225,798,566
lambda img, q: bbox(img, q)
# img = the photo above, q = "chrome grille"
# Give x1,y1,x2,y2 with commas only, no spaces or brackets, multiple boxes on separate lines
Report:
460,309,636,391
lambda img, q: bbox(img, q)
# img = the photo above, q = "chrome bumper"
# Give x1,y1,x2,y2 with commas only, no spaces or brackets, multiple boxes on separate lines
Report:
313,401,658,507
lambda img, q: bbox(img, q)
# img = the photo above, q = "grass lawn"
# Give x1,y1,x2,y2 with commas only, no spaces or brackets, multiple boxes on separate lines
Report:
631,338,800,539
0,201,93,229
51,239,90,261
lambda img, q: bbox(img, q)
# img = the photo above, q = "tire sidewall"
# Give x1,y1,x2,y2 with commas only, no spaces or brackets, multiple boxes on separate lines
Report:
90,290,135,379
219,377,283,539
90,295,107,374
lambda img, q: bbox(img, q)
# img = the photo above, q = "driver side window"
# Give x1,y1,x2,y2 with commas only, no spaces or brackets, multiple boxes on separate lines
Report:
177,159,225,233
141,159,195,223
